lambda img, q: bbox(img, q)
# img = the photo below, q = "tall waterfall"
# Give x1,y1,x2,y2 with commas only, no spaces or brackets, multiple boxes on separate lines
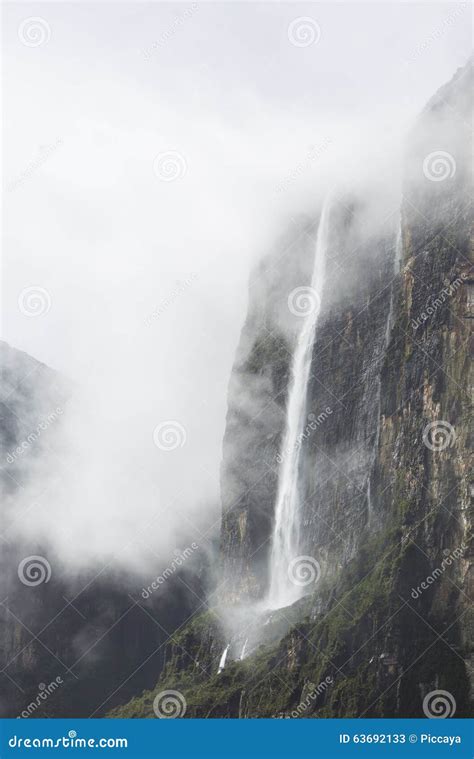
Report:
266,197,332,609
385,218,403,344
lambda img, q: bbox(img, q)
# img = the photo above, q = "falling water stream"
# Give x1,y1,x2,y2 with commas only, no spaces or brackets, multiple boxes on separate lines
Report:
217,644,229,674
266,197,332,610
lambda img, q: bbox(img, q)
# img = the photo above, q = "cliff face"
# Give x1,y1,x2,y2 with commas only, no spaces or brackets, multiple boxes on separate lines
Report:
114,60,472,719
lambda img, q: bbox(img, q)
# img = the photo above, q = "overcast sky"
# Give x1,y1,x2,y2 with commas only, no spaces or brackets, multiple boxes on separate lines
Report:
3,2,470,372
1,1,471,570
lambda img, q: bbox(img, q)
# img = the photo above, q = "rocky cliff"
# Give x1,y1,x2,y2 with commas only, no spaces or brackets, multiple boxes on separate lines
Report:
113,60,472,719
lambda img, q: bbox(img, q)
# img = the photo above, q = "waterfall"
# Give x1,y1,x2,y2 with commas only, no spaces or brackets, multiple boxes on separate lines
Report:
266,197,332,610
217,644,229,674
366,476,372,522
385,219,402,344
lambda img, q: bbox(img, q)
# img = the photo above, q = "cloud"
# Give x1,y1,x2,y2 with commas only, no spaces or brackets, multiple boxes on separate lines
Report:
1,2,470,576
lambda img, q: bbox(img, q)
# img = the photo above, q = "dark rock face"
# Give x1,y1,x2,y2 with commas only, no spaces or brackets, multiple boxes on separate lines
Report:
115,60,472,719
0,342,211,718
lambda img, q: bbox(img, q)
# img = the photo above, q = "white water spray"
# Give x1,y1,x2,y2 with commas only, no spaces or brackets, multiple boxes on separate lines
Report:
266,198,332,609
385,218,403,344
217,644,229,674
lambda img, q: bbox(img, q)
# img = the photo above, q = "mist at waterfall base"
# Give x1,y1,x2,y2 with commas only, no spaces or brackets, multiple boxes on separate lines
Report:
2,2,470,596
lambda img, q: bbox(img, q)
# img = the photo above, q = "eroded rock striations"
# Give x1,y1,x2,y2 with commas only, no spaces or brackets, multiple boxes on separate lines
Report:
113,60,472,719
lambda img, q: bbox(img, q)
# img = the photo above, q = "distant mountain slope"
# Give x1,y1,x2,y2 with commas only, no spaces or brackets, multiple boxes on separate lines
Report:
0,342,210,718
